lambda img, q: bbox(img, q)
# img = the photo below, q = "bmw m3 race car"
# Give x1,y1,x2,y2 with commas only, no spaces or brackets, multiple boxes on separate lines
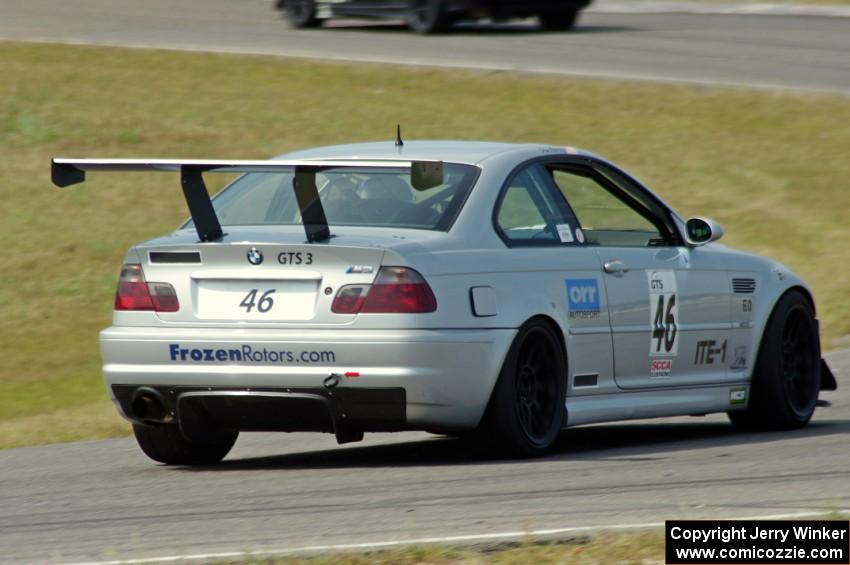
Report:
51,140,836,465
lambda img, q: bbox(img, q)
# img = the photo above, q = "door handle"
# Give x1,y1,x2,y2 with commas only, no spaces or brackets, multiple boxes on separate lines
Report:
603,260,630,274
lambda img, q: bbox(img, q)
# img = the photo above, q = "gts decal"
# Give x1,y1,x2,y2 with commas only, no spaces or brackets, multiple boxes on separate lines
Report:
278,252,313,265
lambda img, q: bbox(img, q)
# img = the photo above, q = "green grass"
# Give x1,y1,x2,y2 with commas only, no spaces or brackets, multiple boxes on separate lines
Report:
216,532,667,565
1,41,849,448
216,514,849,564
683,0,850,4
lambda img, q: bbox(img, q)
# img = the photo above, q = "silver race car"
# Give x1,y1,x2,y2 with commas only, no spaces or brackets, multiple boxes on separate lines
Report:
278,0,593,34
52,140,836,465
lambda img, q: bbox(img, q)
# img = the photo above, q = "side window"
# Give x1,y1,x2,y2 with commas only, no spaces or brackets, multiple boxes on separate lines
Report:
550,168,669,247
496,166,580,245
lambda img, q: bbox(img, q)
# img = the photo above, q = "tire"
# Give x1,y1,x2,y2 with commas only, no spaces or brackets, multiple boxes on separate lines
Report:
728,290,820,431
133,424,238,465
538,10,578,31
285,0,322,29
408,0,452,34
470,319,567,457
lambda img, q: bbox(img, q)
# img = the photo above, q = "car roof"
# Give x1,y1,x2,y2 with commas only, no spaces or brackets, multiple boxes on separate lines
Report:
277,140,595,166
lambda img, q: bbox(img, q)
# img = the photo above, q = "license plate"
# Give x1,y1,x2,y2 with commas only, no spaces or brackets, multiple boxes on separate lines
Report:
195,280,318,320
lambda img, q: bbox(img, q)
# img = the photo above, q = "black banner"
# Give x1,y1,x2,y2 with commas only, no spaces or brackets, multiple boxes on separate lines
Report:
666,520,849,564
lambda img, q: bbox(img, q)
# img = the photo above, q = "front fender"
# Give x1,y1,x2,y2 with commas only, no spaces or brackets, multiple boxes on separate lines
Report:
746,260,832,390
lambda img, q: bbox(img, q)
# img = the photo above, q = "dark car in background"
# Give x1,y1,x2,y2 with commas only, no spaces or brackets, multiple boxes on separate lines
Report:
278,0,593,33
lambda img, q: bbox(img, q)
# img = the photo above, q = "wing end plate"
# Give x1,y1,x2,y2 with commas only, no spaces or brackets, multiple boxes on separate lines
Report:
51,160,86,188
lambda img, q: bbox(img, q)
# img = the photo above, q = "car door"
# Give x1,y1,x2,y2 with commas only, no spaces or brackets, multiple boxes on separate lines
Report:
544,161,732,389
493,163,615,396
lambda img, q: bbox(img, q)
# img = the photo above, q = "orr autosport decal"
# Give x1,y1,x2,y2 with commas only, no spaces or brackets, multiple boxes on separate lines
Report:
648,270,678,357
565,279,601,319
169,344,336,364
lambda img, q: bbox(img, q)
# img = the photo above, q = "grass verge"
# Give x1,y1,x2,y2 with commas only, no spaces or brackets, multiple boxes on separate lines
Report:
1,41,849,448
216,513,847,564
217,531,668,565
683,1,850,5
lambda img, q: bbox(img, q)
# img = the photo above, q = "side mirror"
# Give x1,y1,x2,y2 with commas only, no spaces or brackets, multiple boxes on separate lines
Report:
685,217,724,246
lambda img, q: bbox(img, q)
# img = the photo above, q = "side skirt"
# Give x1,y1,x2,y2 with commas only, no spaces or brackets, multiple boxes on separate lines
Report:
565,384,751,427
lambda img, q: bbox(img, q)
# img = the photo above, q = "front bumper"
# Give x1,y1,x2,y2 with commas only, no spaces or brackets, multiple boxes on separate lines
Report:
100,326,516,431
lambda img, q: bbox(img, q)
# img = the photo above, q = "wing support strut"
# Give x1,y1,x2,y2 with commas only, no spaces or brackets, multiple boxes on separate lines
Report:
180,167,223,242
293,167,331,243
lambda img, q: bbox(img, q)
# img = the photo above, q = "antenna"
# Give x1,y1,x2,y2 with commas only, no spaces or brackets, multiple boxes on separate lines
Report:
395,124,404,148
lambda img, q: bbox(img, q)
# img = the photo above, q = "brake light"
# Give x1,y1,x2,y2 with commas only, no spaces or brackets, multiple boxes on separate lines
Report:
362,267,437,313
115,264,179,312
332,267,436,314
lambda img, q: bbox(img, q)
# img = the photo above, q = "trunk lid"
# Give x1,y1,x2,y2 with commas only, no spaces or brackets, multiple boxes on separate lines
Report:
138,227,387,326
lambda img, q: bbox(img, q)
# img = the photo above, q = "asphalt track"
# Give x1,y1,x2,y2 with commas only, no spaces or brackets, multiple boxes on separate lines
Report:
1,348,848,564
0,0,849,94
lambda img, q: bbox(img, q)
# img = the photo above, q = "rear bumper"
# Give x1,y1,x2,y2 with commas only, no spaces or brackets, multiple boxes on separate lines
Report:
113,385,407,443
100,326,516,430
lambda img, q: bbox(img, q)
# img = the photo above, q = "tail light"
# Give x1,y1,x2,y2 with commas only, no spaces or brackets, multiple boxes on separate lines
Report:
331,285,369,314
115,264,179,312
332,267,436,314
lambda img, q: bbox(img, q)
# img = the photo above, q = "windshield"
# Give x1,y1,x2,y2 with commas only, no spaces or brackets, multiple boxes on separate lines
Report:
198,163,479,231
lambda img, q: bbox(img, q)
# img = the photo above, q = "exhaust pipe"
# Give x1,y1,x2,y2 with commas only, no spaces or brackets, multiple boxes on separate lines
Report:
130,387,173,423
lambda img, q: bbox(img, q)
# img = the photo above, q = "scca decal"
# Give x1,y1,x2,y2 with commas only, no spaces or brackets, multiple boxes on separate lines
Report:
650,358,673,378
565,278,601,319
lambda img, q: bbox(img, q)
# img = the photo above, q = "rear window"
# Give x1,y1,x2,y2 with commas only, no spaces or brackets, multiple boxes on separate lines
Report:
198,164,479,231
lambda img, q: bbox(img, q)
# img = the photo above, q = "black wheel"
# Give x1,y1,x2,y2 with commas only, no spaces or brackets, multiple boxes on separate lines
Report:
133,424,238,465
285,0,321,29
538,9,578,31
471,319,567,457
729,290,820,431
408,0,452,34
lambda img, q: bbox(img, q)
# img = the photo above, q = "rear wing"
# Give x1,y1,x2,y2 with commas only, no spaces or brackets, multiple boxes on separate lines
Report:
51,158,444,243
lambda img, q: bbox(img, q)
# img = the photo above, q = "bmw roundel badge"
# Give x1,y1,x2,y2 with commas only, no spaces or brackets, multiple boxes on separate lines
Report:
246,247,263,265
